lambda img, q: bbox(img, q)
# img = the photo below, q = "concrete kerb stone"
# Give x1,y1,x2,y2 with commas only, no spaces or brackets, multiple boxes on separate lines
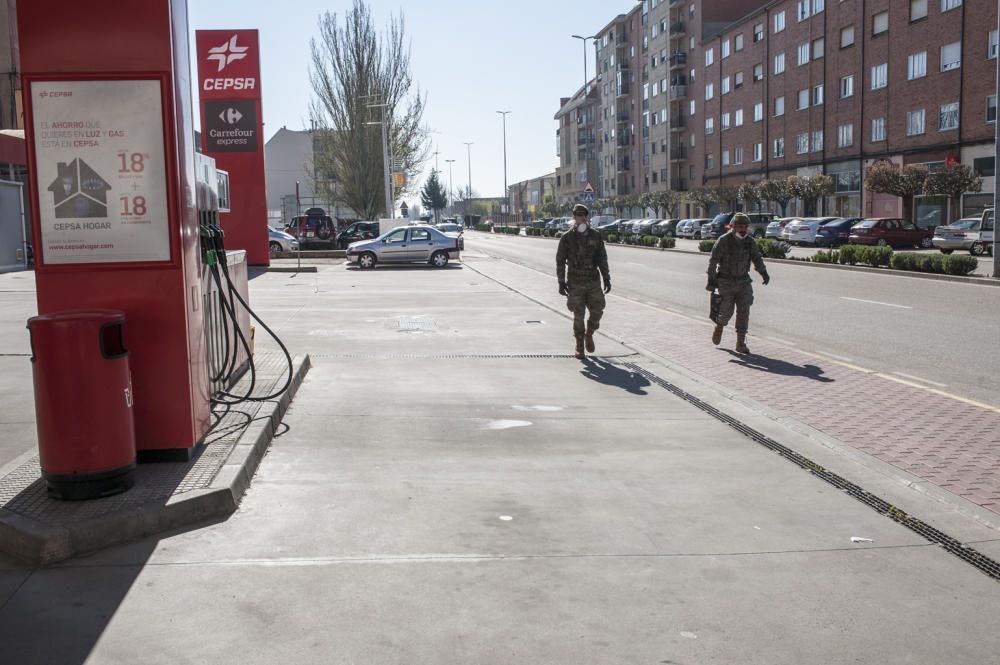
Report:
266,266,319,273
491,229,1000,285
0,353,312,566
463,259,1000,539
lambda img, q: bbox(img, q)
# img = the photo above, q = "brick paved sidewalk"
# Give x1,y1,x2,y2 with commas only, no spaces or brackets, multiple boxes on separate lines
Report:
466,256,1000,517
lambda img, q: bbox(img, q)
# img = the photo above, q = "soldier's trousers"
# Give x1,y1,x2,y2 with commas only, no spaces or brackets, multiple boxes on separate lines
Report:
716,278,754,334
565,280,606,336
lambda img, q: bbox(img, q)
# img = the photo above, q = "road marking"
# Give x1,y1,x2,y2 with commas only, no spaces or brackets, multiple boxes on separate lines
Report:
766,336,796,346
892,372,948,388
839,297,912,309
816,351,854,363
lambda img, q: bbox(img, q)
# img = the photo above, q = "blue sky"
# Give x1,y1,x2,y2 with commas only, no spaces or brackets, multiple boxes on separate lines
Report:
189,0,634,206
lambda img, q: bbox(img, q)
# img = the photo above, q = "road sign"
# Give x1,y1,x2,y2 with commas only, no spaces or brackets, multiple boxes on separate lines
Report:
583,191,595,203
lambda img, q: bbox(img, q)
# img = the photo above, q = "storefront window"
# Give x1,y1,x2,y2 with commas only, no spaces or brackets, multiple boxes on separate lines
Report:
914,195,948,228
961,193,993,218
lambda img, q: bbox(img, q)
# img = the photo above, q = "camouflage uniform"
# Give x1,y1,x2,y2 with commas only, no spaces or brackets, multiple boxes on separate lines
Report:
707,230,768,334
556,228,610,338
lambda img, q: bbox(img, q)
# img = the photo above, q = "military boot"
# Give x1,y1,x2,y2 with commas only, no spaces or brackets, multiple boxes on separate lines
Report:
584,326,596,353
711,324,724,346
735,332,750,354
574,335,585,359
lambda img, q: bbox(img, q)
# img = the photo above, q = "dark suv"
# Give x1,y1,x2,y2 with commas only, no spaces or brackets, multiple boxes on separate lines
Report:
703,212,776,239
285,208,337,248
336,221,380,249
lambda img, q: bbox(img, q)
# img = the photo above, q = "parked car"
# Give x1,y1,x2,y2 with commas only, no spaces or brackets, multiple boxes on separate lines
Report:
766,217,798,239
677,218,710,239
268,226,300,255
783,217,838,245
336,220,381,249
848,218,934,248
653,219,681,237
932,215,992,254
633,219,659,235
813,217,862,247
285,208,337,248
971,208,995,256
705,212,776,239
435,222,464,234
346,224,463,269
700,219,720,239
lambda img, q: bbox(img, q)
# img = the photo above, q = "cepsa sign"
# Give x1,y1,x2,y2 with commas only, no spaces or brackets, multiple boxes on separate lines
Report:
195,31,260,100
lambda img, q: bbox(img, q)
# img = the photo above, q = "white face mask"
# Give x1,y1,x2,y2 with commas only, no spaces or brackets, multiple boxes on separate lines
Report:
575,223,588,233
734,231,747,240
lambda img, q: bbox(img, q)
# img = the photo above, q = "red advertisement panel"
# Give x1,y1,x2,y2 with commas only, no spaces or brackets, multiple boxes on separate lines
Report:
195,30,269,265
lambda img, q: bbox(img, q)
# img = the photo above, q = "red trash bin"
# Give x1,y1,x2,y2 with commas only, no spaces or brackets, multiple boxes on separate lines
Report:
27,310,136,500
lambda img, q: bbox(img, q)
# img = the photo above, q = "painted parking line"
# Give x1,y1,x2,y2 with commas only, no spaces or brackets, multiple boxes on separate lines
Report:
892,372,949,388
765,336,796,346
839,297,912,309
816,350,855,363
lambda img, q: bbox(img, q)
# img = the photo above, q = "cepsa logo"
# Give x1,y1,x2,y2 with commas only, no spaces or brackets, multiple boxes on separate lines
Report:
37,91,74,98
202,35,257,92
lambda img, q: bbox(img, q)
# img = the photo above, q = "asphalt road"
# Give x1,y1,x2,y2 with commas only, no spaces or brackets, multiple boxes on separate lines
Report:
465,231,1000,406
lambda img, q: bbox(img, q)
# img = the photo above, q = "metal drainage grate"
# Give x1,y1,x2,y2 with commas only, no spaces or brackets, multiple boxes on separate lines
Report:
617,360,1000,583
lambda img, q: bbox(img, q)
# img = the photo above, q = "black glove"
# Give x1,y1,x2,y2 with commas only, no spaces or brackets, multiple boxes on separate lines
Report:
603,278,611,294
761,273,770,286
706,276,717,292
558,282,568,296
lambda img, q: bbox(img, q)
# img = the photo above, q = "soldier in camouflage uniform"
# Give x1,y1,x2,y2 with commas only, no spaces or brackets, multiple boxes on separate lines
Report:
556,204,612,359
706,213,771,354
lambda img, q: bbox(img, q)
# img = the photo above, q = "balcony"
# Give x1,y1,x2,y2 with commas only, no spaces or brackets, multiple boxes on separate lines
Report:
669,52,687,69
577,133,594,146
670,177,688,191
616,134,632,147
616,82,631,97
669,0,682,6
616,112,630,123
617,158,631,172
670,145,687,161
669,21,686,36
617,61,630,71
669,115,686,130
669,84,687,99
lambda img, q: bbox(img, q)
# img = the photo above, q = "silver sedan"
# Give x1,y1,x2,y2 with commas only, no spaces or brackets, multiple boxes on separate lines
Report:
346,224,463,269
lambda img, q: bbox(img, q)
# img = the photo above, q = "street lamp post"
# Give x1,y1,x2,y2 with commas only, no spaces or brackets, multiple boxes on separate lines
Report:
570,34,595,93
445,159,455,215
497,110,511,220
463,141,474,209
364,100,392,219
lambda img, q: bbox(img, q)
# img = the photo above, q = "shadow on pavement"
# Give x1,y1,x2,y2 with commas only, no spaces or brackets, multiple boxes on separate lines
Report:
345,264,464,272
579,357,651,395
723,349,834,382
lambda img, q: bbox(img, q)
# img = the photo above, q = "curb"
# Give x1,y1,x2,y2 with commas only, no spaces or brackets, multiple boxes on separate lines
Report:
482,230,999,285
0,354,312,566
265,266,319,273
272,250,346,259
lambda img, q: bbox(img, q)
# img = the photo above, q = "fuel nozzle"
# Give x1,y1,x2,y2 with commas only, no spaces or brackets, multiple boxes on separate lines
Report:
208,224,228,266
200,224,217,267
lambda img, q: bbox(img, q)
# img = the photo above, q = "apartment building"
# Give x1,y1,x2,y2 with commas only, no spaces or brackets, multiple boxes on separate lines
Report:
558,0,997,221
554,82,599,204
508,172,557,217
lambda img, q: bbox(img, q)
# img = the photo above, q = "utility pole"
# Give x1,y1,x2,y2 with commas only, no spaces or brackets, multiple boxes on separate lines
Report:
364,99,393,219
497,110,511,219
571,35,595,93
445,159,455,215
433,147,440,173
993,8,999,276
464,141,474,213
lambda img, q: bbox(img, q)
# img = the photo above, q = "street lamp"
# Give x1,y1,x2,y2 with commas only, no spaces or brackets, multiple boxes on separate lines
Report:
497,110,511,218
363,99,393,219
570,34,596,92
463,141,474,200
445,159,455,214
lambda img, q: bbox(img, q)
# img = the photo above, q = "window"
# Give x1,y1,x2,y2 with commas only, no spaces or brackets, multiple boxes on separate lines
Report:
774,138,785,157
798,88,810,110
910,0,927,20
705,117,715,134
797,0,810,21
735,72,745,88
774,95,785,116
988,95,997,123
754,22,764,42
812,37,825,59
774,11,786,33
722,149,730,166
797,43,810,66
774,52,786,74
796,133,809,154
754,102,763,121
840,25,855,48
837,123,853,147
908,52,927,79
722,112,731,130
871,63,887,90
873,11,888,36
722,76,731,94
733,145,744,165
939,102,959,131
813,0,825,13
941,0,962,11
753,143,763,162
812,130,824,152
722,40,731,59
705,48,715,66
734,108,744,126
872,117,886,142
705,83,714,100
707,154,715,170
690,99,696,115
735,33,744,51
813,84,824,105
974,157,995,177
940,41,961,71
840,74,854,98
753,63,764,81
990,31,999,59
907,109,926,135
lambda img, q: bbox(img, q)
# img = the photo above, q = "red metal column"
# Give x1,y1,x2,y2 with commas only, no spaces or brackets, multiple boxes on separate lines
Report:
19,0,211,457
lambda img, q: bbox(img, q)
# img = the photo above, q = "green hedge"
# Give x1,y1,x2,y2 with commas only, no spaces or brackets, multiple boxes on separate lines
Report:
658,237,676,249
474,223,492,232
755,238,789,259
837,244,892,267
890,252,978,275
813,249,839,264
699,240,715,252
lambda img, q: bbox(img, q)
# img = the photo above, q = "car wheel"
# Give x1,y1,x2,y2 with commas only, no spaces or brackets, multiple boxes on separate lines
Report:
919,236,932,249
269,241,282,256
970,241,985,256
939,248,953,254
876,239,888,247
430,250,449,268
358,252,376,269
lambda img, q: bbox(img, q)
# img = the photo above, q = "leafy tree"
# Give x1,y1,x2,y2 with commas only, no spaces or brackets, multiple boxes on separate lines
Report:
715,184,742,211
687,187,717,216
790,174,834,216
864,162,928,221
420,171,448,222
651,190,681,217
757,178,795,216
924,164,982,220
309,0,429,219
739,182,762,211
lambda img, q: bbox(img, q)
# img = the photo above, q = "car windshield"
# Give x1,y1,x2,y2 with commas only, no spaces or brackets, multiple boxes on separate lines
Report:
856,220,878,228
711,213,732,224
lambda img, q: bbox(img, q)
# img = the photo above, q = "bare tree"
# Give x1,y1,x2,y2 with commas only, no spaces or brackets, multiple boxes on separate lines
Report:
309,0,429,219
